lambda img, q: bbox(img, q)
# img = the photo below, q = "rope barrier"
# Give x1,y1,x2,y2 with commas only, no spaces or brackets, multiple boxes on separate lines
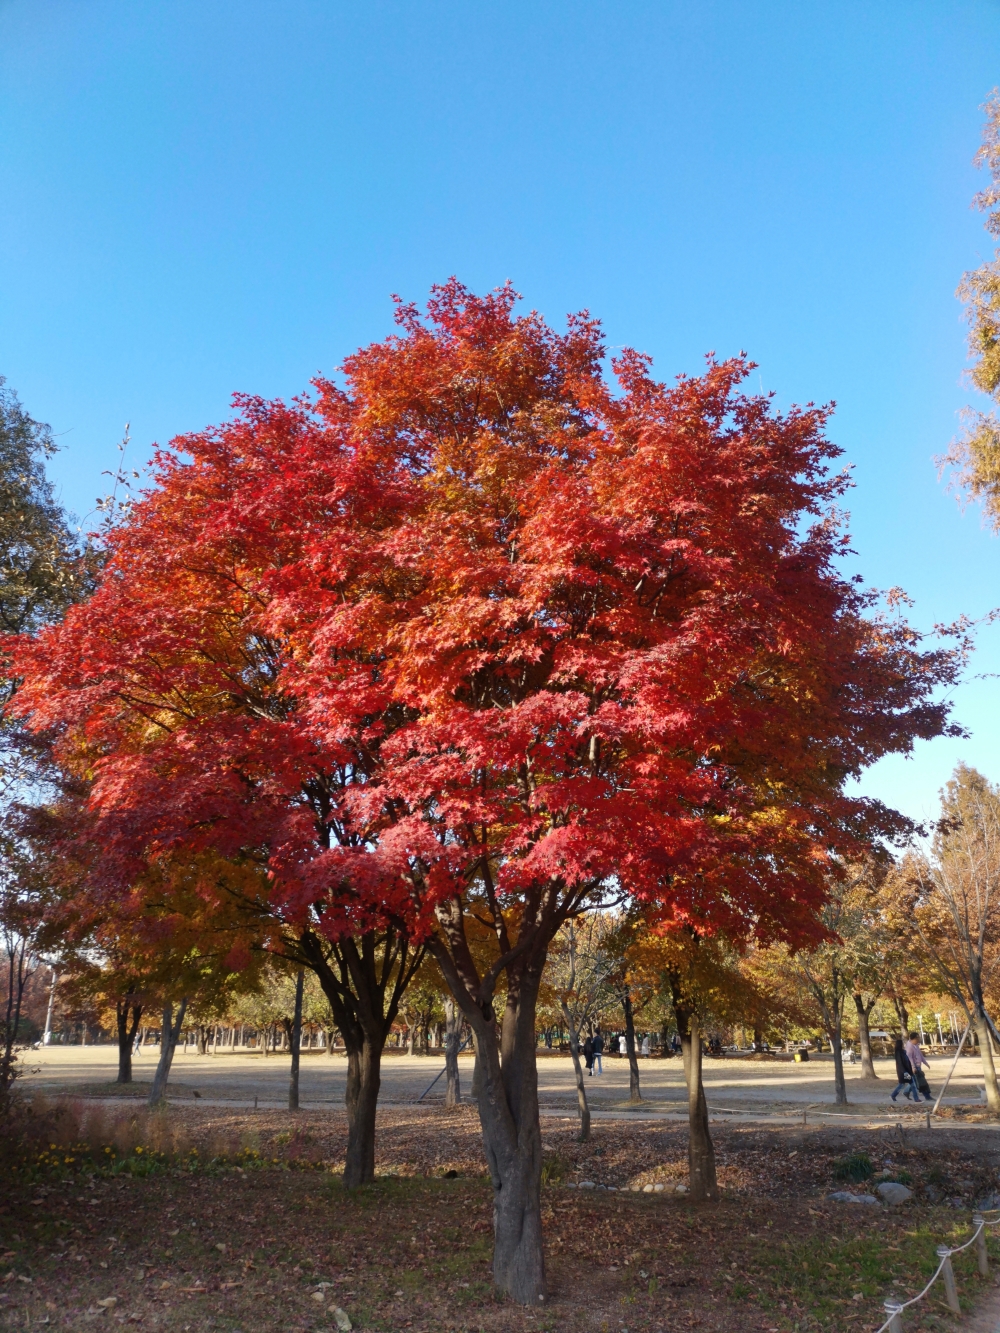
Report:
874,1209,1000,1333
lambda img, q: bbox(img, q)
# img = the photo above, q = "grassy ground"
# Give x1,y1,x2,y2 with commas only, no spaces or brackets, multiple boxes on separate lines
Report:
3,1104,1000,1332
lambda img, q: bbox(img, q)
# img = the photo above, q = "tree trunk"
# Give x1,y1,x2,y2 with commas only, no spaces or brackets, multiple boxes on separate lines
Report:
892,993,909,1041
289,968,304,1112
406,1022,416,1056
149,999,188,1106
974,1007,1000,1113
467,967,546,1305
831,1009,847,1105
752,1023,763,1049
325,1028,337,1055
560,1000,590,1141
444,997,461,1108
853,994,878,1079
115,998,142,1084
679,1009,718,1201
197,1024,208,1056
622,988,641,1103
343,1033,381,1187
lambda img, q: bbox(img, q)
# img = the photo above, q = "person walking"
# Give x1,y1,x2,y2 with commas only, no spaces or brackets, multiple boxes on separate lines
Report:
890,1036,919,1102
583,1033,595,1076
641,1034,651,1057
905,1031,933,1101
592,1028,604,1075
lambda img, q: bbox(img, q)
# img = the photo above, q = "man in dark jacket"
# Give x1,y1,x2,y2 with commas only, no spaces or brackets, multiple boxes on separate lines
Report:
592,1029,604,1075
583,1034,594,1075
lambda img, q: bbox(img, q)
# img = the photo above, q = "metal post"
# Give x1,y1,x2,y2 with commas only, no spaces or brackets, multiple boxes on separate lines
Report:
932,1023,971,1116
937,1249,961,1314
883,1301,904,1333
973,1216,989,1277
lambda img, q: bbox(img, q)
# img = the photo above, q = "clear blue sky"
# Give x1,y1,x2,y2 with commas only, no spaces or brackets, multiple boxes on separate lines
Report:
2,1,999,828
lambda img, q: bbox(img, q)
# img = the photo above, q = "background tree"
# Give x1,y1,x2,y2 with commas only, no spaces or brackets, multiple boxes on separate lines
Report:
909,765,1000,1113
942,91,1000,527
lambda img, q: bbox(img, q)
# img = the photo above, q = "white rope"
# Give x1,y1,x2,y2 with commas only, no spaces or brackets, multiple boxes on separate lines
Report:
873,1215,990,1333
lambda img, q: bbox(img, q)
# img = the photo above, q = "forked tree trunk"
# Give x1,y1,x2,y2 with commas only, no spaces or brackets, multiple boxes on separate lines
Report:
149,999,188,1106
115,998,142,1084
560,1000,590,1141
622,989,641,1103
444,997,462,1107
298,926,422,1190
853,994,878,1079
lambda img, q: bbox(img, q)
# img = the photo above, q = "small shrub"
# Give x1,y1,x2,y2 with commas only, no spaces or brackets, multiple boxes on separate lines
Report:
832,1152,874,1183
541,1154,570,1185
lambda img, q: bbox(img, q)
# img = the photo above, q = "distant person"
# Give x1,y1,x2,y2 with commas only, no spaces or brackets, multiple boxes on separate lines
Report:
905,1031,933,1101
641,1034,651,1057
671,1032,681,1055
619,1034,628,1056
890,1037,919,1102
592,1029,604,1075
583,1034,594,1076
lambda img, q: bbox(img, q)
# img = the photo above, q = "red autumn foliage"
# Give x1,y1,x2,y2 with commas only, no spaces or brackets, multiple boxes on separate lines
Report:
8,280,958,1301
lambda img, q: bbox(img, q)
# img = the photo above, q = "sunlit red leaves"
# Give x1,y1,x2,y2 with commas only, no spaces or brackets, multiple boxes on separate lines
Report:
7,280,958,954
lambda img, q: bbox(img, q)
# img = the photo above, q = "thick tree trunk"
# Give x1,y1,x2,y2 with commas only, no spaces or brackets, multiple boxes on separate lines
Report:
560,1001,590,1141
115,999,142,1084
680,1012,718,1201
325,1028,337,1055
343,1034,381,1187
444,997,461,1108
149,999,188,1106
622,989,641,1104
470,968,546,1306
973,1008,1000,1113
197,1025,208,1056
853,995,878,1079
289,968,304,1112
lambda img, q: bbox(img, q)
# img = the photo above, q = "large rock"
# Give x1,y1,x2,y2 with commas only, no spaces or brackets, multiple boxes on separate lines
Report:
876,1182,912,1205
828,1191,880,1205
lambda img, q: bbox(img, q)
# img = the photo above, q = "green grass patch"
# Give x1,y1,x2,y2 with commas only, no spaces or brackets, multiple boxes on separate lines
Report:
832,1151,874,1183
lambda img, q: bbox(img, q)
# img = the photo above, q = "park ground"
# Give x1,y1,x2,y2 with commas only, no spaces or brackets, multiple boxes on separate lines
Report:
5,1048,1000,1332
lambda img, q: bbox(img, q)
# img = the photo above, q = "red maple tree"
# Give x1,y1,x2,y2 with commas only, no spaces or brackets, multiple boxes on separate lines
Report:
10,281,958,1303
